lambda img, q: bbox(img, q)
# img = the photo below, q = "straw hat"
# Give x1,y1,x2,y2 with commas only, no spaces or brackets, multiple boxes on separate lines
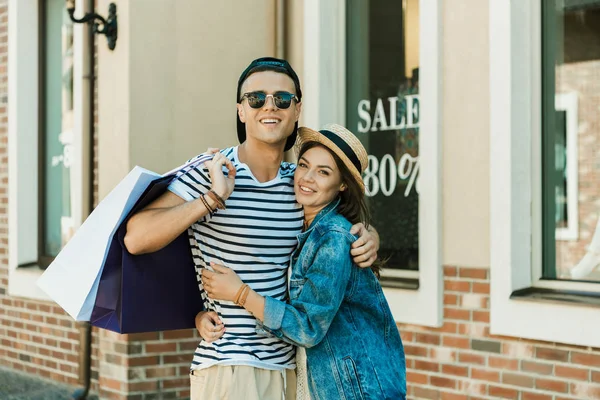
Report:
296,124,368,192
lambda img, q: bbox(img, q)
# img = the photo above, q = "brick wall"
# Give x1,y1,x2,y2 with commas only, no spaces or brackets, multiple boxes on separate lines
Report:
96,330,201,400
400,266,600,400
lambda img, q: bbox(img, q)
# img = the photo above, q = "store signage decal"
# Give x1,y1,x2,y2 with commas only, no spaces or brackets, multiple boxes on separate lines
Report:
358,95,420,198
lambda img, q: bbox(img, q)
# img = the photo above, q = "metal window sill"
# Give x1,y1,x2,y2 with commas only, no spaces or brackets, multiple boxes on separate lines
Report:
380,277,419,290
510,286,600,308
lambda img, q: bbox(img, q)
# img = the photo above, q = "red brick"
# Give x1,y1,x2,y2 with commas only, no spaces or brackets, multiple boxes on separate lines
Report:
444,280,471,292
400,330,414,342
128,356,159,367
406,371,428,384
471,368,500,382
442,335,470,349
522,392,552,400
413,387,439,399
458,267,488,280
163,354,191,364
458,352,486,365
472,282,490,294
535,347,569,362
430,376,457,389
145,342,177,353
128,381,159,392
521,360,553,375
163,329,196,340
535,378,568,393
178,340,200,351
416,333,440,345
592,371,600,383
441,364,468,377
555,365,589,381
443,307,471,321
439,322,458,334
404,344,428,358
414,360,440,372
444,266,457,277
444,294,458,305
99,377,123,391
571,352,600,367
472,310,489,323
502,372,534,388
163,378,192,389
177,390,191,398
488,385,519,399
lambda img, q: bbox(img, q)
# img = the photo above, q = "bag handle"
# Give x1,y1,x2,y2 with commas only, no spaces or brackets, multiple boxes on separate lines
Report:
162,153,215,177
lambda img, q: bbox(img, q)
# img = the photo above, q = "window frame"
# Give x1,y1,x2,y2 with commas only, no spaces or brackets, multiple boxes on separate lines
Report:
8,0,91,299
489,0,600,348
553,92,579,242
303,0,443,327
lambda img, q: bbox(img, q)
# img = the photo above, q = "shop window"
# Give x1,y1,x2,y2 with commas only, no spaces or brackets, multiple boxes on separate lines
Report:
490,0,600,347
541,1,600,282
346,0,420,288
8,0,88,299
37,0,76,268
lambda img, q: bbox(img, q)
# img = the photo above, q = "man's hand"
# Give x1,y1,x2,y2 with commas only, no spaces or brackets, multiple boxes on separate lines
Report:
195,311,225,343
204,152,236,200
350,223,379,268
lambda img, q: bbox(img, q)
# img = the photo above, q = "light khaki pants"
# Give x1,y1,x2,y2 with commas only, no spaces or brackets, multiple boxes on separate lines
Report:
190,365,297,400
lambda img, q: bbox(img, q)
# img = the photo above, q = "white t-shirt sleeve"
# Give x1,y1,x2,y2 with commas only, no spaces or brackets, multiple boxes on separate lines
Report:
167,154,213,202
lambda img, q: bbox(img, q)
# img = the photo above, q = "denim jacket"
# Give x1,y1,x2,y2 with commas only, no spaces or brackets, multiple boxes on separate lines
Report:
258,199,407,400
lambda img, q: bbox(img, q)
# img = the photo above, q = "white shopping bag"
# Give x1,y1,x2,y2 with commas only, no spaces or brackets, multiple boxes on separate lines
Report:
36,154,212,321
37,167,161,320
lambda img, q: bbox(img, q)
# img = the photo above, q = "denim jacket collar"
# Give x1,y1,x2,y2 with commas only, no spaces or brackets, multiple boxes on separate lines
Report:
296,197,341,246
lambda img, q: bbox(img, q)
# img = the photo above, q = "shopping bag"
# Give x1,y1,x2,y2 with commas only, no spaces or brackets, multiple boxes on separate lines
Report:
37,154,211,323
37,167,163,321
89,173,204,333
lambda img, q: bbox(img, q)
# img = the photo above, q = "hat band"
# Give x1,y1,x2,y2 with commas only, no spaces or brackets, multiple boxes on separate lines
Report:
320,130,362,174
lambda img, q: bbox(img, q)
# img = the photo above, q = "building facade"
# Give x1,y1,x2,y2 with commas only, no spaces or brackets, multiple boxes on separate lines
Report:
2,0,600,399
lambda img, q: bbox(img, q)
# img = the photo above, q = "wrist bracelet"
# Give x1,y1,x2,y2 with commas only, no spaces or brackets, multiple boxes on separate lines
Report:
207,190,226,210
233,284,248,304
238,285,251,307
199,194,215,216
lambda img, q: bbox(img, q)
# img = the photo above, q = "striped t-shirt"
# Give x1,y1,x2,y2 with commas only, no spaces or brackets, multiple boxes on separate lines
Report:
167,146,303,371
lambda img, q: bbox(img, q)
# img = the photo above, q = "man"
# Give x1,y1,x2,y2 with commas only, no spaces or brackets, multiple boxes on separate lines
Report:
124,57,378,400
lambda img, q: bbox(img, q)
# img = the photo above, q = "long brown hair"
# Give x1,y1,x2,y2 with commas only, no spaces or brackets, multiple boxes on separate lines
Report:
297,141,382,277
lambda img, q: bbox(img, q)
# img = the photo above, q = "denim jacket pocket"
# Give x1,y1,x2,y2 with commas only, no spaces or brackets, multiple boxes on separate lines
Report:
289,278,306,300
342,356,366,400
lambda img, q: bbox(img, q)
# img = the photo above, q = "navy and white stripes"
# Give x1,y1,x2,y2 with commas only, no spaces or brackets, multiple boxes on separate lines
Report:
167,147,302,371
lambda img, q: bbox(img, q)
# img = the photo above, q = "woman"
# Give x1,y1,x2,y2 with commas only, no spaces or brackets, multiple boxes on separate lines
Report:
202,124,406,400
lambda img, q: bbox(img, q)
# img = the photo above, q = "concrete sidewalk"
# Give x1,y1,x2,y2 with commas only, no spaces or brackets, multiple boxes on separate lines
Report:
0,366,95,400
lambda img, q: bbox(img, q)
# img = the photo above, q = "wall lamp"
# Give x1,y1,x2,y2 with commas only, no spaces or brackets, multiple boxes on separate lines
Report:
66,0,118,50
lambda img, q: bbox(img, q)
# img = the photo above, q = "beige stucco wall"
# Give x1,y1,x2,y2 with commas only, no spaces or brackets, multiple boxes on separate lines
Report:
97,0,491,267
442,0,490,267
98,0,278,199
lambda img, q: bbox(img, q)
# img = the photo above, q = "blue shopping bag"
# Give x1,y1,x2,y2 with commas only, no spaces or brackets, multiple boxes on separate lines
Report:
90,158,210,333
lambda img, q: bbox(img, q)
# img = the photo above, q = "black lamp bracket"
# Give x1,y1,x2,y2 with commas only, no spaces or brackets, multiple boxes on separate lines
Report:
67,2,118,50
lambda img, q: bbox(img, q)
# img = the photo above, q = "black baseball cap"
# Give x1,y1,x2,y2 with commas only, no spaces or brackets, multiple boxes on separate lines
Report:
236,57,302,151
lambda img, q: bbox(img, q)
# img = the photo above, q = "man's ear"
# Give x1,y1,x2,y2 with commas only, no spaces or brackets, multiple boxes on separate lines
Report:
294,101,302,122
237,103,246,123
